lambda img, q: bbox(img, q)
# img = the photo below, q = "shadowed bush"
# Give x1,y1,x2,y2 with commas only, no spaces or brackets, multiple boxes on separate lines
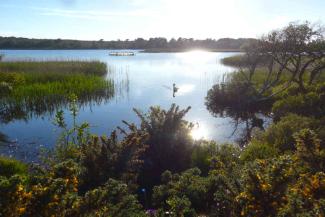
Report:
134,104,194,190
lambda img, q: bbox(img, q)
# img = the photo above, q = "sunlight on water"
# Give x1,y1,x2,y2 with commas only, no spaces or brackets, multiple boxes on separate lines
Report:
177,50,211,64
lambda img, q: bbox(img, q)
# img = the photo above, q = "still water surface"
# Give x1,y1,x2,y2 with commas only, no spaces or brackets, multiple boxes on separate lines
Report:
0,50,239,160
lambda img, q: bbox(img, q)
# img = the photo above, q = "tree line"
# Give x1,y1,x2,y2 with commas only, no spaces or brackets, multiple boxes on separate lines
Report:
0,36,255,50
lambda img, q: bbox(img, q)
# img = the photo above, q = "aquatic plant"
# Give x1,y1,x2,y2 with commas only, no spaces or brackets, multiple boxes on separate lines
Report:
0,60,107,76
0,61,114,123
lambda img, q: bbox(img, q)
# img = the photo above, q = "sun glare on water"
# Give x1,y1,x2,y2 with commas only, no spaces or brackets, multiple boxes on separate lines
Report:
178,50,210,64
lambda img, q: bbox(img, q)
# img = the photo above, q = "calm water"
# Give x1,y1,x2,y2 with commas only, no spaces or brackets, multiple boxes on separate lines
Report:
0,49,239,160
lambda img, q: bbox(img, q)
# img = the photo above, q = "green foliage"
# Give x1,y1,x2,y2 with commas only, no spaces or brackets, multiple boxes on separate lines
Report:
240,141,278,162
70,179,146,217
52,94,91,161
153,144,242,216
294,129,325,172
0,157,28,177
261,114,320,152
79,128,148,192
272,82,325,119
153,168,205,216
191,141,217,175
166,196,196,217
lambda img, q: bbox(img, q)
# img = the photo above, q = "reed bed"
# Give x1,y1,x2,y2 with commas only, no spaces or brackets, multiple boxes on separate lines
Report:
0,60,107,76
0,60,114,114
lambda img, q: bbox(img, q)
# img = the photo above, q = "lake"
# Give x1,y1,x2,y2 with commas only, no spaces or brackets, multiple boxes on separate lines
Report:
0,49,240,160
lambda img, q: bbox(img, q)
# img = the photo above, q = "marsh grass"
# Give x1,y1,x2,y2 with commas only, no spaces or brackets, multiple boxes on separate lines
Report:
0,72,113,100
0,60,107,76
0,60,114,122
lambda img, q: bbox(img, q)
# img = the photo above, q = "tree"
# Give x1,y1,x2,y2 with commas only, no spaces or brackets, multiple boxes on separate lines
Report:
242,21,325,95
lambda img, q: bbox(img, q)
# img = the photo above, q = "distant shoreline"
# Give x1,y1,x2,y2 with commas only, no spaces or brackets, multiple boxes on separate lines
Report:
141,48,242,53
0,48,242,52
0,36,255,51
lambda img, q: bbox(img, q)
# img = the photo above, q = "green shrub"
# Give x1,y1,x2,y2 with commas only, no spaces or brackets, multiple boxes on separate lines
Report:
272,82,325,119
262,114,319,152
0,157,27,177
191,141,217,175
240,141,278,162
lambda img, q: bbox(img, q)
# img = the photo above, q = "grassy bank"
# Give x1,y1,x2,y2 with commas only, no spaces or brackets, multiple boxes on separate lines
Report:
221,54,246,66
0,60,107,76
221,54,272,67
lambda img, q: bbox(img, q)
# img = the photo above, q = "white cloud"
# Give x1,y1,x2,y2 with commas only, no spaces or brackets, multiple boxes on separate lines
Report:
32,7,157,21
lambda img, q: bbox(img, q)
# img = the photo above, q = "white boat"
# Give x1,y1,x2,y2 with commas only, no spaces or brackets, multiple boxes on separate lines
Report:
109,52,135,56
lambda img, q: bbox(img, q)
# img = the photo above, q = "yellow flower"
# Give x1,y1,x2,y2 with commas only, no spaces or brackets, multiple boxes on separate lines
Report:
17,185,24,192
303,187,311,197
261,183,271,191
311,176,320,189
23,192,32,199
72,176,78,185
18,207,26,214
53,194,59,201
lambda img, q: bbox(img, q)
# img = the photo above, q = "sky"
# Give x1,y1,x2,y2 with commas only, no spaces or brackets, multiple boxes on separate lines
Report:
0,0,324,40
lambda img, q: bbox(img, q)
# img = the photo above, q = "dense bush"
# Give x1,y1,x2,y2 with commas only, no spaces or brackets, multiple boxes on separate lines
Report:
134,104,194,190
272,82,325,120
0,157,27,178
240,141,278,162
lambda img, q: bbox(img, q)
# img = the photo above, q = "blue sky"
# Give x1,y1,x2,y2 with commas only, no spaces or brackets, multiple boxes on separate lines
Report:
1,0,324,40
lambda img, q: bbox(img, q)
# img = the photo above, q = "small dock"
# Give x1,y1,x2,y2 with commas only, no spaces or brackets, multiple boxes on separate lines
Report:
109,52,135,56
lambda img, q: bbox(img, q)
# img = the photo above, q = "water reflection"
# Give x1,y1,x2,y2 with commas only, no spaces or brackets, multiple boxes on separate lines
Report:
0,88,115,124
